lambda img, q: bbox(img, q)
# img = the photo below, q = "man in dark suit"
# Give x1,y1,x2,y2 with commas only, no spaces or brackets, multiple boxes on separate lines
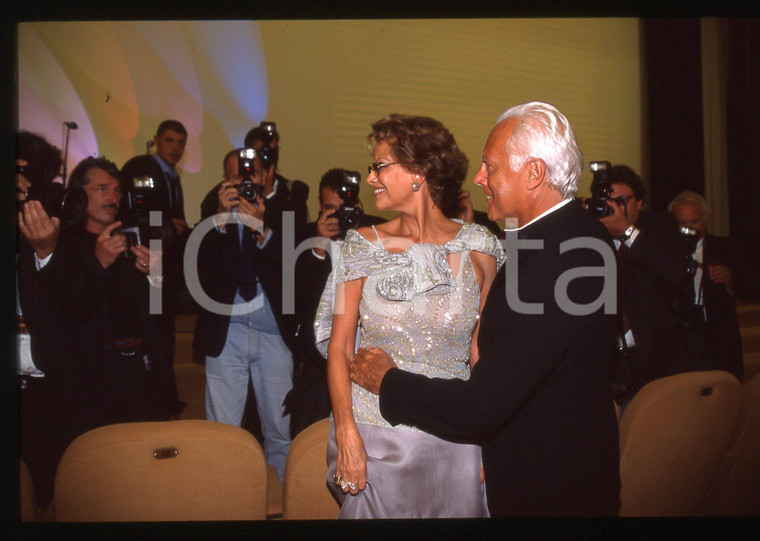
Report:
190,148,295,480
285,168,385,438
669,191,743,380
594,166,690,404
119,119,190,417
350,102,621,517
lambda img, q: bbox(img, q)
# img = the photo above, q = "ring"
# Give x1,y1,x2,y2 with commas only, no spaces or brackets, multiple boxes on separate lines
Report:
333,474,342,485
339,480,348,490
139,261,147,268
347,482,357,491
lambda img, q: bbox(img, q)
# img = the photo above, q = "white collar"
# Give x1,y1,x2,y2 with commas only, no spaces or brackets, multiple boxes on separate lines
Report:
506,198,573,231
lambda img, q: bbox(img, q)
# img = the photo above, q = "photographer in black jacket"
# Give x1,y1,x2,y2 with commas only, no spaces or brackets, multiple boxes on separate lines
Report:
590,165,690,411
669,190,743,380
62,157,172,425
16,131,83,509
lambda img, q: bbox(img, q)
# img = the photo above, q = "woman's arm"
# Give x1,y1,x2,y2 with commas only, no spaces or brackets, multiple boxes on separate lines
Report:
468,251,498,369
326,276,367,495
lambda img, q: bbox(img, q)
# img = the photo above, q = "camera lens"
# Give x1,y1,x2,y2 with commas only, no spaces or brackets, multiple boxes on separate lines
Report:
585,197,612,218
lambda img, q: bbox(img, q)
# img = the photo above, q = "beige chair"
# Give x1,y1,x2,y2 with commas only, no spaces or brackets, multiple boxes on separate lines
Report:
282,418,339,519
618,370,742,516
54,420,268,521
266,465,283,518
708,371,760,515
19,459,38,522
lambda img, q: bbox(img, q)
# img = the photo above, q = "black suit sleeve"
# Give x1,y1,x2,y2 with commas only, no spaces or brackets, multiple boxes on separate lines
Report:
380,244,616,440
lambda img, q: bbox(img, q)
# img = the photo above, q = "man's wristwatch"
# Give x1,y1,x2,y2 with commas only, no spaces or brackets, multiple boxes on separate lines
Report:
619,225,636,242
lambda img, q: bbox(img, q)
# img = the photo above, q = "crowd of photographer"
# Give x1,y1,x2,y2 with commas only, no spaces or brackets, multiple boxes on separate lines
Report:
580,162,747,415
15,118,751,510
16,134,174,508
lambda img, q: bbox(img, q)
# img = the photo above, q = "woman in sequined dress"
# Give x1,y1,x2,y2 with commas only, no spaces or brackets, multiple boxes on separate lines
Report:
314,115,504,518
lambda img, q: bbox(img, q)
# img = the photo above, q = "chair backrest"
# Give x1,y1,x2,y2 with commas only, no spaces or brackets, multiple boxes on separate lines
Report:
19,458,37,522
708,371,760,515
282,417,339,519
54,420,268,521
618,370,742,516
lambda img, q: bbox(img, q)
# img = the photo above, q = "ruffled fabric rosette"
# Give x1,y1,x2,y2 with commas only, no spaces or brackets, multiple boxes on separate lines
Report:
313,221,505,358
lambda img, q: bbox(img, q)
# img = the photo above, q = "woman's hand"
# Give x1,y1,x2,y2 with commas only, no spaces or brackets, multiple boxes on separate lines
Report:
334,423,368,496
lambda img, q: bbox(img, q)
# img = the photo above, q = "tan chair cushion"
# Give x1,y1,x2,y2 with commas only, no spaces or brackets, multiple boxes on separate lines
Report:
709,371,760,515
54,420,268,521
19,459,37,522
282,418,339,519
267,464,283,517
619,370,742,516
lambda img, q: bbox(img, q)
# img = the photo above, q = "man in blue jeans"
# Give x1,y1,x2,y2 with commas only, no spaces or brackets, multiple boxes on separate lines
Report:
191,148,297,480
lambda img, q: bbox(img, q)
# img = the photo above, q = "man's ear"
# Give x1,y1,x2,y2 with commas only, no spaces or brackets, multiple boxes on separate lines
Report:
526,159,547,191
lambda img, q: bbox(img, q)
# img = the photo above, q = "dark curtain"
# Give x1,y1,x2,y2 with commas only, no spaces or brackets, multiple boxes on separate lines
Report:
643,18,705,212
725,19,760,301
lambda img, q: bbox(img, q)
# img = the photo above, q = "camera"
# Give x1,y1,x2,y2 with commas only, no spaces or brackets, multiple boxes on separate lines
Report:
678,225,700,257
116,225,142,261
17,164,88,227
118,161,179,258
258,122,278,147
237,148,264,203
334,170,364,236
585,161,628,218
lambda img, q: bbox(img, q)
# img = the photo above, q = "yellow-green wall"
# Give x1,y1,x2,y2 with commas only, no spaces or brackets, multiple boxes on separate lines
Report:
260,19,641,223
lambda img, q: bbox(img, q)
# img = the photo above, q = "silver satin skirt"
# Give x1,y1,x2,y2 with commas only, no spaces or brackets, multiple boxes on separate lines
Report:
326,419,489,518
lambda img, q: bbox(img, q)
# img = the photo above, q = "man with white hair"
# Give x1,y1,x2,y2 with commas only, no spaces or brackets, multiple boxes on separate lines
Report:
350,102,621,516
669,191,743,380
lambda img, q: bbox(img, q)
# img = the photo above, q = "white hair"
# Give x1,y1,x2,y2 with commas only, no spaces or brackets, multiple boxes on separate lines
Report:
668,190,711,221
497,101,583,199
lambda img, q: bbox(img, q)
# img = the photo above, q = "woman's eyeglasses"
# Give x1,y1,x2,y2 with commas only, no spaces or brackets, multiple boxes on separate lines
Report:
367,162,399,175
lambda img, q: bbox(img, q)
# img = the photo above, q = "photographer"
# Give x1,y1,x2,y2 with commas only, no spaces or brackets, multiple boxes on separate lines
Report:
192,148,295,481
285,169,385,438
120,119,190,417
200,121,309,240
668,191,743,380
589,164,690,411
59,157,171,425
15,131,83,509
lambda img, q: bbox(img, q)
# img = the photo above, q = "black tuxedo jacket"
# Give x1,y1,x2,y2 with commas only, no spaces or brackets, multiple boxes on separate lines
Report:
623,211,690,381
17,237,95,433
379,200,621,517
701,234,743,379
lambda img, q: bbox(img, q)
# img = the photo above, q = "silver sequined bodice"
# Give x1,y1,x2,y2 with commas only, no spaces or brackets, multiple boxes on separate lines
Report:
314,221,505,432
353,248,479,428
